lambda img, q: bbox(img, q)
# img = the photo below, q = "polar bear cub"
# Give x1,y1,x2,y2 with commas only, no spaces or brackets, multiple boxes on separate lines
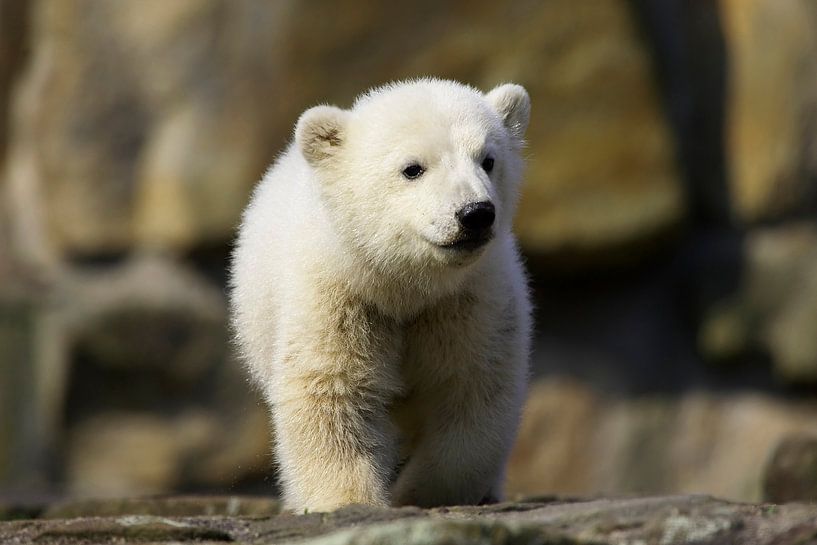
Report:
230,79,532,512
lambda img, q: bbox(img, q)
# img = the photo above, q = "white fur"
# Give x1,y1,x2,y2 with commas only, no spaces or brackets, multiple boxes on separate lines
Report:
230,78,532,512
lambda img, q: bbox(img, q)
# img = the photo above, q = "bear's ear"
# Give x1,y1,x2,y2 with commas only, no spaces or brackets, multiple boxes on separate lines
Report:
295,105,349,165
485,83,530,140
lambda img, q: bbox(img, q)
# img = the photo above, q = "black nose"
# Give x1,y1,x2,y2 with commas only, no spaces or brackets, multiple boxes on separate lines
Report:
456,201,495,231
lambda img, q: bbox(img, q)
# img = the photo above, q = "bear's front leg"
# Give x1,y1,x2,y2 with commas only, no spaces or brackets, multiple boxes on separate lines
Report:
392,290,529,508
271,299,403,512
390,373,525,507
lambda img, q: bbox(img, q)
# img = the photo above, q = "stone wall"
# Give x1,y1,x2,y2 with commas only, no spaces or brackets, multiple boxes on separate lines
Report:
2,0,817,502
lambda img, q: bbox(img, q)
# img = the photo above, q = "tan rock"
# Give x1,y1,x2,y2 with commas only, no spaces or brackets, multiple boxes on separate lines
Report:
721,0,817,221
3,0,283,257
62,254,226,382
766,272,817,381
670,393,817,500
65,406,271,497
0,253,272,496
698,223,817,382
66,413,184,496
507,378,817,501
3,0,682,262
0,272,68,493
505,378,599,495
506,0,684,259
133,99,265,251
185,401,271,488
763,434,817,503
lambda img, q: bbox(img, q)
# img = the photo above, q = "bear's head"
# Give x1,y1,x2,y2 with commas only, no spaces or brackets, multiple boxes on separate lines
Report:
295,79,529,277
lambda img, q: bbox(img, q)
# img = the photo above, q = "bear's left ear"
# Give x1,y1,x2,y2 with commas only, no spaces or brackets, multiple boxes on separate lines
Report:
295,105,349,166
485,83,530,140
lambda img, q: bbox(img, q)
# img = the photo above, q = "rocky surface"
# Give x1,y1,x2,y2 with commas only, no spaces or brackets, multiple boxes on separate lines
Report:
2,495,817,544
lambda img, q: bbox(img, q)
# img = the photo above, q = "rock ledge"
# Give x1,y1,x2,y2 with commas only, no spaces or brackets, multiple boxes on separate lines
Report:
2,494,817,544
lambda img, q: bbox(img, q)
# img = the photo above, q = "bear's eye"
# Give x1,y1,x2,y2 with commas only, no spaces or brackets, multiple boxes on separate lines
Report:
402,163,425,180
481,156,495,173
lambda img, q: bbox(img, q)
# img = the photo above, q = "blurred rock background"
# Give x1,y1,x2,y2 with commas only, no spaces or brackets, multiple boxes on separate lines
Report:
2,0,817,504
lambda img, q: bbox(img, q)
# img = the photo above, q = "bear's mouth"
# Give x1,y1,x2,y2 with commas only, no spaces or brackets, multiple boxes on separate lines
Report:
437,233,493,252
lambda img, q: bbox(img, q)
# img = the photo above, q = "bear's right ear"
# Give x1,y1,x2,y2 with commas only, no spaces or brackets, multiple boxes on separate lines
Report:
295,105,349,165
485,84,530,141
